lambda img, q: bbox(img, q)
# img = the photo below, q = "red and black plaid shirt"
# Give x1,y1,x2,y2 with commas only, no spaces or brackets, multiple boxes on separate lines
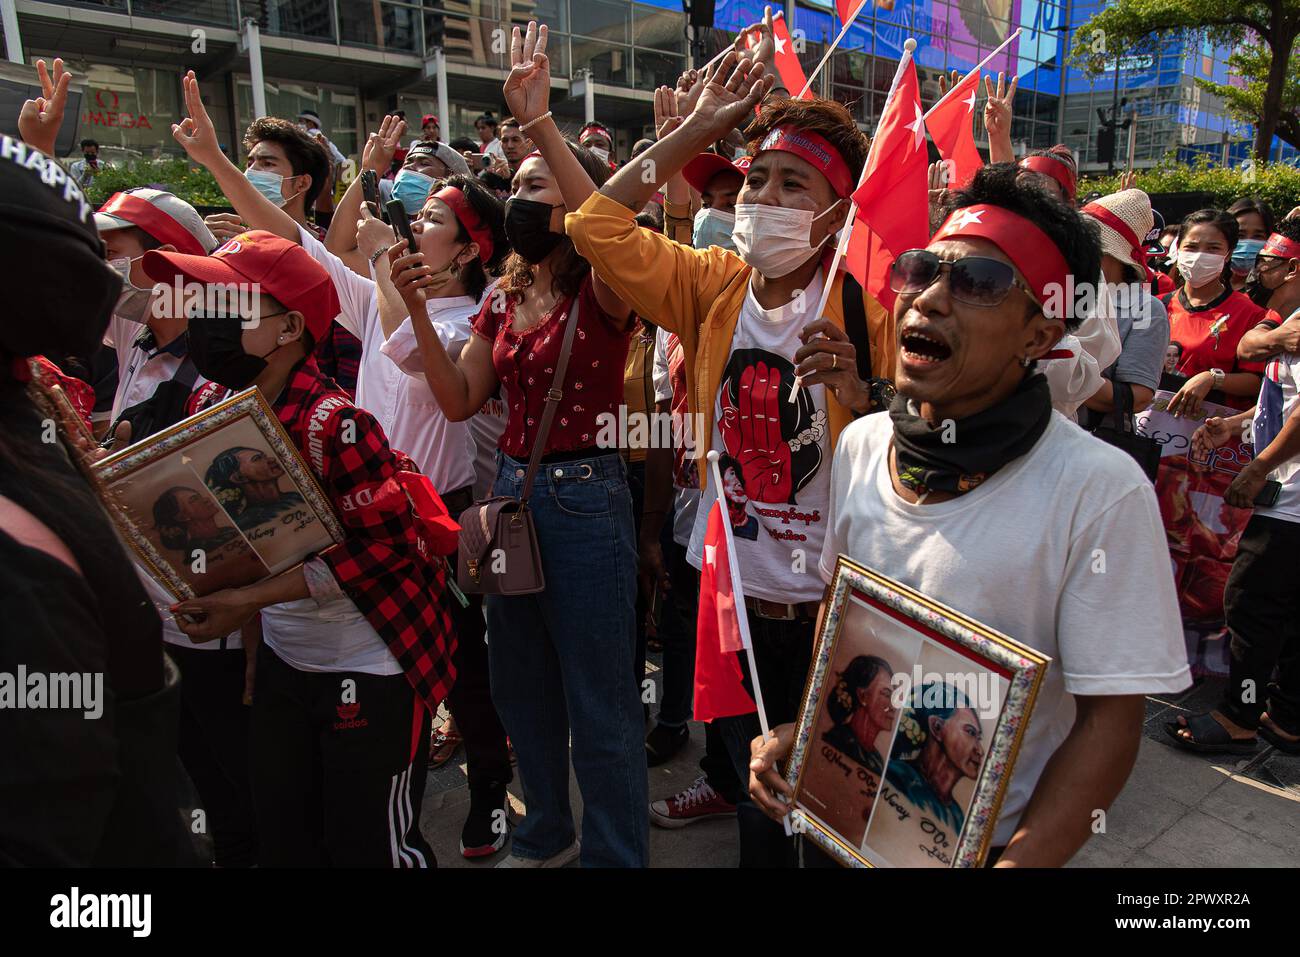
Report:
189,359,456,710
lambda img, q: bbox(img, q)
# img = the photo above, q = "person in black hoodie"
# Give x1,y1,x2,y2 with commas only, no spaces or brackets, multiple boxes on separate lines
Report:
0,133,198,866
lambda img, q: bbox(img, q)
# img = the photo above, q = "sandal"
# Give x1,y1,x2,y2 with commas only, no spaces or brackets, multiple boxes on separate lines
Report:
1259,714,1300,755
428,724,464,769
1163,712,1258,755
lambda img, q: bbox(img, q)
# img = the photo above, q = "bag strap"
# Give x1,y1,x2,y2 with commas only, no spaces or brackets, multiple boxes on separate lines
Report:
839,272,873,383
1112,380,1136,434
520,297,582,502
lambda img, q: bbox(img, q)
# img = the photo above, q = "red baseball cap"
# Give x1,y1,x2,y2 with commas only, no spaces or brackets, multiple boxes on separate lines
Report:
421,114,439,128
141,230,340,342
682,153,750,196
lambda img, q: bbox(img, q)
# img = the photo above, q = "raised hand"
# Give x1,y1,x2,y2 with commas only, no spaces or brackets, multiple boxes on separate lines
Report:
654,85,684,140
172,70,224,168
205,212,247,242
690,50,774,144
736,5,776,74
503,21,551,127
1118,169,1137,191
983,72,1018,140
362,113,406,173
356,203,395,261
936,69,962,98
388,244,451,314
18,58,71,157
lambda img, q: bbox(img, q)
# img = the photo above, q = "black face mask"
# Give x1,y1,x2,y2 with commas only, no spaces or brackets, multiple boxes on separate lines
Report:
187,316,281,389
505,197,565,264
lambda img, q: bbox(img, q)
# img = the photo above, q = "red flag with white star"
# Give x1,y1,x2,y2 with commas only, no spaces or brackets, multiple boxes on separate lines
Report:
846,58,930,311
694,498,757,723
926,69,983,190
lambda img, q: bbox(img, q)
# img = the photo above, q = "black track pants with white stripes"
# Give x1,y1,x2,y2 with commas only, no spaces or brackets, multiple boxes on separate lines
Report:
251,643,435,867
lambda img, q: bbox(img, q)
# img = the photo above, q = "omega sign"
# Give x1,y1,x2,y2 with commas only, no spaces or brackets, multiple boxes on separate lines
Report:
83,88,153,130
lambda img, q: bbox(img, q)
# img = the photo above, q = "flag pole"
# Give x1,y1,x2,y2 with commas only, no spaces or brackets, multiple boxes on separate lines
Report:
707,450,772,740
789,39,916,403
923,27,1022,119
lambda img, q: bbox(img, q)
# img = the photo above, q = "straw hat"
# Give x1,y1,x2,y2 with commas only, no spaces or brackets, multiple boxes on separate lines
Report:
1083,188,1154,274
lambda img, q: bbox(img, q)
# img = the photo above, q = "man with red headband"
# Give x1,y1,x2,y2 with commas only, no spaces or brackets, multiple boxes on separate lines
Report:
748,164,1190,867
1017,145,1078,205
1239,220,1300,360
567,52,895,865
579,120,617,168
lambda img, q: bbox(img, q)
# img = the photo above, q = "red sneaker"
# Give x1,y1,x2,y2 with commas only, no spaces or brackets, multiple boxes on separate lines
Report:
649,775,737,829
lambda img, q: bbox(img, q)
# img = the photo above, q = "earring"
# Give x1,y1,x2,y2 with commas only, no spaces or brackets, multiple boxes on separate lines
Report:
1019,355,1032,368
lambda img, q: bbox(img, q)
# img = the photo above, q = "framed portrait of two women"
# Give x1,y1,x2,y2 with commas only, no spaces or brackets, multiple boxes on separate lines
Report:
786,557,1049,868
92,388,343,602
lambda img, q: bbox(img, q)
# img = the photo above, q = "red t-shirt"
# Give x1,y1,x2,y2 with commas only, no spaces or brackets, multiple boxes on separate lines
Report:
1166,288,1273,410
472,274,632,458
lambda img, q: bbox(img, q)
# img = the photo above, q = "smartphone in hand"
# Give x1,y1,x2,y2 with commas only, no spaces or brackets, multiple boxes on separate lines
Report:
386,199,418,254
361,169,383,220
1253,479,1283,508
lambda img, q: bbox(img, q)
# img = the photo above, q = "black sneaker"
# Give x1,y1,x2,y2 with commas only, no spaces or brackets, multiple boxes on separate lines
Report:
460,785,511,859
645,722,690,767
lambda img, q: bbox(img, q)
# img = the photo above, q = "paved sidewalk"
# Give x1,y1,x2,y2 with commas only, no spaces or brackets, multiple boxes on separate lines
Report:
420,664,1299,868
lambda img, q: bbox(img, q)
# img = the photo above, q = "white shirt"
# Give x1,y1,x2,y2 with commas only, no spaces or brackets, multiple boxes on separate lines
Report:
687,272,832,603
1253,351,1300,524
298,226,477,494
104,313,200,429
482,138,505,159
819,412,1191,846
262,596,400,676
1040,277,1123,419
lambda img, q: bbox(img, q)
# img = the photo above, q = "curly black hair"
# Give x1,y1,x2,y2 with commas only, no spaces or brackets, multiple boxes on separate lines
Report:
941,162,1102,332
1274,212,1300,245
427,173,508,300
243,117,332,210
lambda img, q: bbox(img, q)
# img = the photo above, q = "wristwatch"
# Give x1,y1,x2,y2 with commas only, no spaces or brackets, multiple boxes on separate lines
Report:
1210,368,1226,390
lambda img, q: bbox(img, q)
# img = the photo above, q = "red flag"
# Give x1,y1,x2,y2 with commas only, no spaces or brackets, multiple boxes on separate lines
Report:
694,499,756,723
835,0,871,24
846,58,930,312
926,69,983,190
746,14,811,102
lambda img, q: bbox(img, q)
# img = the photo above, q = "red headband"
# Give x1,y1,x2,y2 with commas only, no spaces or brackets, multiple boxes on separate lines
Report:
431,186,493,264
98,192,206,256
755,125,854,199
1018,155,1077,200
1082,202,1151,280
1262,232,1300,260
933,205,1072,315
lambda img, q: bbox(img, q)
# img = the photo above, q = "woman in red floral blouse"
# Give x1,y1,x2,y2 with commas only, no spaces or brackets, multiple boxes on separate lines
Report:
387,22,649,868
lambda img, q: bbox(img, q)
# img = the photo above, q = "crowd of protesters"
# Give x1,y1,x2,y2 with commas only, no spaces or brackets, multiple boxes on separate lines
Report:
3,8,1299,870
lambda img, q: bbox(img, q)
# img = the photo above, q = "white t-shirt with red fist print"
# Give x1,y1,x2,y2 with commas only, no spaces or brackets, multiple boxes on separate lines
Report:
687,272,832,604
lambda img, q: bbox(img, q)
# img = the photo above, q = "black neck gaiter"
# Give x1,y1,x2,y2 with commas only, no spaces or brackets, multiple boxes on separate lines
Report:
888,372,1053,496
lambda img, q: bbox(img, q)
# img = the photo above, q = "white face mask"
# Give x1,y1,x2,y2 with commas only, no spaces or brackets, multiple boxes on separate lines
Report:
1176,249,1227,287
109,255,153,321
731,201,842,279
587,146,610,163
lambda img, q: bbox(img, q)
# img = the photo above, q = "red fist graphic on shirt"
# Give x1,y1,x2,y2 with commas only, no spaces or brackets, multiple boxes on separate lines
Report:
719,360,792,503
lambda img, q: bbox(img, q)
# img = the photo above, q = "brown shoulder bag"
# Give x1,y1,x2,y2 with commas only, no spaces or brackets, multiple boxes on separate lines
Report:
456,297,582,595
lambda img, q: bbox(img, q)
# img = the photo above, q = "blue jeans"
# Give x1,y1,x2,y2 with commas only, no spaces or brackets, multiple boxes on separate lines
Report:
485,451,649,867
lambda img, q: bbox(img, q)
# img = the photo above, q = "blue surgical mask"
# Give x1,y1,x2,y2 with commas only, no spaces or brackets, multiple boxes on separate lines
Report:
392,169,436,214
245,167,298,208
1231,238,1266,274
692,206,736,251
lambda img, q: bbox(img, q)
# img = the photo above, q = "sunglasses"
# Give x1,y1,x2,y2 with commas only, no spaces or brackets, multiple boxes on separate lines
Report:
889,249,1039,309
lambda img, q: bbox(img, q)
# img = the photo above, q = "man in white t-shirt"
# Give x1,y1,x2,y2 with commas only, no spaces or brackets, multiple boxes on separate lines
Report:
1172,223,1300,756
748,165,1191,866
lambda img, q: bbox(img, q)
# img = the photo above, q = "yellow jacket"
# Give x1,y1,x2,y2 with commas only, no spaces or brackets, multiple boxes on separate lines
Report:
566,191,896,489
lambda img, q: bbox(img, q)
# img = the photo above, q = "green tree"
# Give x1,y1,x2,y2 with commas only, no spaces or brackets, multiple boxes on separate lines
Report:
1197,45,1300,152
1071,0,1300,160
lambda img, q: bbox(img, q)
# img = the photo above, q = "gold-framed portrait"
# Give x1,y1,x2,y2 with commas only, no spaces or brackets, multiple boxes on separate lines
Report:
786,557,1049,868
92,387,344,602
